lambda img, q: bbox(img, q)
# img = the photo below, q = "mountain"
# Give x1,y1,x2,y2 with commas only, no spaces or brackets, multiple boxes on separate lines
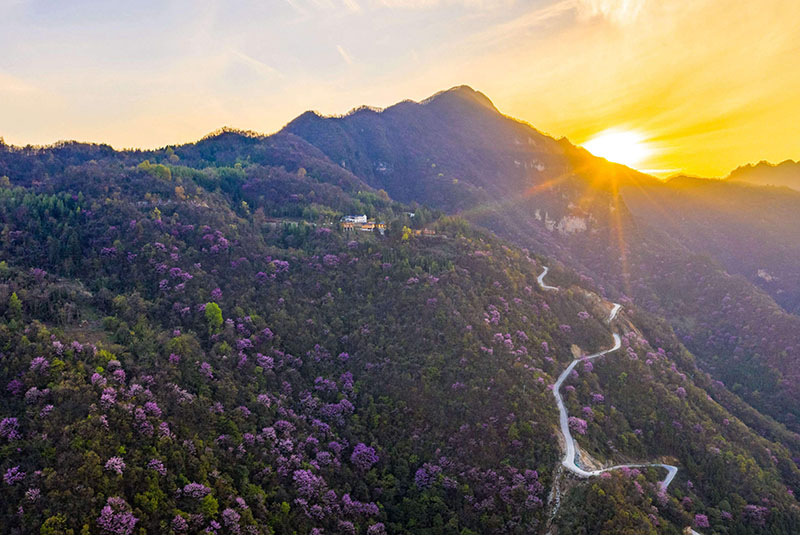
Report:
1,88,800,534
728,160,800,191
623,175,800,313
283,86,656,211
282,86,800,434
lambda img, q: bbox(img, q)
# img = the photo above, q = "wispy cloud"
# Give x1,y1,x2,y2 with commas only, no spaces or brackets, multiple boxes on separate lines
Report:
336,44,354,64
287,0,511,12
373,0,513,8
284,0,307,14
284,0,363,14
0,70,45,95
576,0,646,25
342,0,362,12
228,48,283,78
466,0,575,48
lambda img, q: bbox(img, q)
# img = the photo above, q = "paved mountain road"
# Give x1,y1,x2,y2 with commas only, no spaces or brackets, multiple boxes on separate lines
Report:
540,267,700,532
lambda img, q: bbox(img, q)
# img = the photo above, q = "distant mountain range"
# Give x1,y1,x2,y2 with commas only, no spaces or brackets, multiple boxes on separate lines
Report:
727,159,800,191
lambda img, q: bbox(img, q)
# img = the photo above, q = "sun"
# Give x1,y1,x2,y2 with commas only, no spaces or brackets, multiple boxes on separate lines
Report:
582,129,652,169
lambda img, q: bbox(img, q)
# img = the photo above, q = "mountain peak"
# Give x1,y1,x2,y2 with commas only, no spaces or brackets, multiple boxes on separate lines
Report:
420,85,499,113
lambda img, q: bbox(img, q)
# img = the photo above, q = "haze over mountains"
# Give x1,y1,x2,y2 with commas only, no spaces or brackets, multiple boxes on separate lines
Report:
727,160,800,192
2,86,800,534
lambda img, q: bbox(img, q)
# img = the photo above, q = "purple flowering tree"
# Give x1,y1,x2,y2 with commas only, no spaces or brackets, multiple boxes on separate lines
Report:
97,497,138,535
694,514,710,528
104,456,126,475
0,417,20,441
4,466,25,485
568,416,588,435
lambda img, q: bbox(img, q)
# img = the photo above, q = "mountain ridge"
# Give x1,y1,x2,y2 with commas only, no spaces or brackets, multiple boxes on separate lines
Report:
277,87,800,439
727,159,800,191
2,87,800,533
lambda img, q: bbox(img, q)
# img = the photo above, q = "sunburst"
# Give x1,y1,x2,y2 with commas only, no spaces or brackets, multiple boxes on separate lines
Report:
582,129,652,169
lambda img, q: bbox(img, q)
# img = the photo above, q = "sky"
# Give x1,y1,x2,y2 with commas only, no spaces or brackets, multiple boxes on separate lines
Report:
1,0,799,177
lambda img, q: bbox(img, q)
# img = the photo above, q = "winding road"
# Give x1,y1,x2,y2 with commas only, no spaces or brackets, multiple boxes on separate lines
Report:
536,266,559,291
539,266,698,532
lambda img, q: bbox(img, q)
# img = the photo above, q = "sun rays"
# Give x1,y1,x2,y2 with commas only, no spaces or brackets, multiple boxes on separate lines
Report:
582,129,653,170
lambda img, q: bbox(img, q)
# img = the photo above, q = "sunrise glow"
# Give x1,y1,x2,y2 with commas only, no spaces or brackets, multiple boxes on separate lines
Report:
582,130,652,169
1,1,800,177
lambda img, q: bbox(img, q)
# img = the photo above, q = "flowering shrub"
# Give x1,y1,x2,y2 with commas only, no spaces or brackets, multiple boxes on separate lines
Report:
4,466,25,485
182,482,212,499
350,443,379,471
97,497,138,535
0,417,20,441
147,458,167,476
29,356,50,374
694,514,710,528
104,456,126,475
568,417,588,435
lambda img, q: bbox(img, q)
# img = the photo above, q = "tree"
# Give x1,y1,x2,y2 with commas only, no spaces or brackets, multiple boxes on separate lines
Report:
205,302,223,333
138,160,172,181
7,292,21,320
40,514,70,535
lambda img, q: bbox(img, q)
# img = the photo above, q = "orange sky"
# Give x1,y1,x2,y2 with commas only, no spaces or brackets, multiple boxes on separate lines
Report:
1,0,799,178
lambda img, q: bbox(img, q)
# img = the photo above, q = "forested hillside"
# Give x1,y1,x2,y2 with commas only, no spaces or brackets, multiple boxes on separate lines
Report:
2,91,800,534
278,87,800,439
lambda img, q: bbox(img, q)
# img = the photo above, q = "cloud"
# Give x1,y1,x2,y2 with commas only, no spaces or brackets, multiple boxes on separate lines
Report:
284,0,307,13
467,0,575,48
342,0,362,11
0,71,46,96
336,45,354,64
283,0,512,13
228,48,283,78
284,0,362,14
373,0,512,8
576,0,646,24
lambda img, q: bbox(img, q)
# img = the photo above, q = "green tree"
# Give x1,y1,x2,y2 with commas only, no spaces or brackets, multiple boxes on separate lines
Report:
40,514,71,535
8,291,22,320
205,302,223,333
200,494,219,517
138,160,172,181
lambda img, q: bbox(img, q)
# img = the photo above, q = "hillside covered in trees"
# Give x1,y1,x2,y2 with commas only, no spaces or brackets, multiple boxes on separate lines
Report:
278,87,800,441
2,89,800,535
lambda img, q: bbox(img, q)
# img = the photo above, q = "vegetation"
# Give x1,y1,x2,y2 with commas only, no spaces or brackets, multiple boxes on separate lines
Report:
2,89,800,534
